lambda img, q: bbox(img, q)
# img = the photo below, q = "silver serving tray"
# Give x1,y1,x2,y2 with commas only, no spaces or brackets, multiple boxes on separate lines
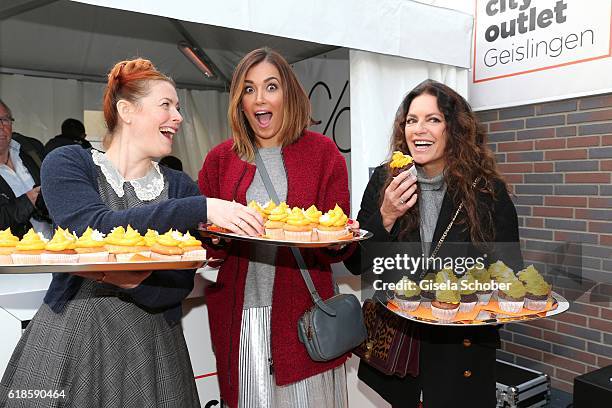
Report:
376,290,569,326
0,259,212,274
200,227,372,248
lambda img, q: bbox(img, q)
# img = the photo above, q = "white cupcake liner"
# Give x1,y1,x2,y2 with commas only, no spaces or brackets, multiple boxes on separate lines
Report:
524,297,549,311
0,254,13,264
265,228,285,240
77,252,110,263
10,253,42,265
315,228,348,241
459,302,477,313
431,305,459,321
181,249,207,260
498,299,525,314
115,251,151,262
477,292,492,305
151,252,182,261
41,253,79,264
421,300,432,309
394,298,420,312
283,230,312,242
311,230,319,241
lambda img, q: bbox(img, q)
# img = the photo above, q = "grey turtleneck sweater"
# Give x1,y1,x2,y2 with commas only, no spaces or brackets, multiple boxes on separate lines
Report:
416,166,447,257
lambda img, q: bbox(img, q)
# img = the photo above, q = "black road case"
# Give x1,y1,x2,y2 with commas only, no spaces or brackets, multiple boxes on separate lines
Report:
496,359,551,408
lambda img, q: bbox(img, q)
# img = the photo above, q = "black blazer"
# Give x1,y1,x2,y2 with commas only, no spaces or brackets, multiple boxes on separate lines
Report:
0,144,49,238
345,165,523,408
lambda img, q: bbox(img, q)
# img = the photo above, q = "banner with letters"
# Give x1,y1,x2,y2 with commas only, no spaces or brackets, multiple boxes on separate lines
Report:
469,0,612,110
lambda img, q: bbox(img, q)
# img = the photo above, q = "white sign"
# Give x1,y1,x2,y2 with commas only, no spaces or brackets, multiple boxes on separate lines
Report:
470,0,612,109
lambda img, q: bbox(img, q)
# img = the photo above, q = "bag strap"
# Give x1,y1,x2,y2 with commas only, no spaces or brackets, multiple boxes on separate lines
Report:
254,149,337,317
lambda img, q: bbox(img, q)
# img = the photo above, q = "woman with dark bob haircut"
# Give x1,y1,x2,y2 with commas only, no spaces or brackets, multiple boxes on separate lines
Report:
199,48,353,407
345,79,523,407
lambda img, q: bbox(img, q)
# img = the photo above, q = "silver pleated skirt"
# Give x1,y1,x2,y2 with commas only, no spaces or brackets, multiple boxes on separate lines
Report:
234,306,347,408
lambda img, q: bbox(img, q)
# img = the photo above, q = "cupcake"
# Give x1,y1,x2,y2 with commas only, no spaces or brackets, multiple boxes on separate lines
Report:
248,200,268,222
431,288,460,322
179,232,207,260
264,201,290,239
394,276,421,312
11,228,48,264
389,151,414,177
41,227,78,264
520,266,552,311
75,227,109,263
497,279,526,313
469,265,493,305
316,204,349,241
303,205,322,240
150,229,184,261
105,225,149,262
143,228,159,248
458,273,478,313
517,264,541,283
435,268,458,286
489,260,515,282
0,228,20,264
261,200,277,218
283,207,313,241
419,272,436,307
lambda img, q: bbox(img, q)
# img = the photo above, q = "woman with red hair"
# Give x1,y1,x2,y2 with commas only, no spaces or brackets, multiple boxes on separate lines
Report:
0,58,262,408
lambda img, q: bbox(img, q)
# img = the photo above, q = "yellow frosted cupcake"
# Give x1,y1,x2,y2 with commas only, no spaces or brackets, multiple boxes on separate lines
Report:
42,227,78,264
264,201,290,239
248,200,268,222
179,232,207,260
469,265,493,305
0,228,20,264
151,229,184,261
11,228,48,264
389,151,414,177
303,205,322,240
431,288,460,322
497,279,526,313
142,228,160,252
283,207,313,241
75,227,109,263
105,225,149,262
262,200,277,218
316,204,349,241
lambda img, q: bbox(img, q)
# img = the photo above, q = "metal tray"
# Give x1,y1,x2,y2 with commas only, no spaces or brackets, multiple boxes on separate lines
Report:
376,290,569,326
0,259,212,274
200,227,372,248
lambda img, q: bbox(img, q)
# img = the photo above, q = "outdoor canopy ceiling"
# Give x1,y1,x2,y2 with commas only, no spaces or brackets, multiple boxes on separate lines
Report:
0,0,337,91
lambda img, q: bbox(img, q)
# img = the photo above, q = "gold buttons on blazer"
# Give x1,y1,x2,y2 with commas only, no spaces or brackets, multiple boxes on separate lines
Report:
463,370,472,378
463,338,472,347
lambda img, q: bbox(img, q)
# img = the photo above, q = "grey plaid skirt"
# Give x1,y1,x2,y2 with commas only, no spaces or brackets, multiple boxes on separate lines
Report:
0,280,200,408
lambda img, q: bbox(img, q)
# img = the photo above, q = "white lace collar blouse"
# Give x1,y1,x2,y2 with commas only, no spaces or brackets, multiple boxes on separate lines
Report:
91,149,165,201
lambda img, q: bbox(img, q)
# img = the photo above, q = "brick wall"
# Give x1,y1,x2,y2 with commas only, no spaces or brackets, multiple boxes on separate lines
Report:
476,93,612,394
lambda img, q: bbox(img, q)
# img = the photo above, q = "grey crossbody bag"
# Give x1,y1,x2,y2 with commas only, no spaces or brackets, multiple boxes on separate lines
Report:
254,149,366,362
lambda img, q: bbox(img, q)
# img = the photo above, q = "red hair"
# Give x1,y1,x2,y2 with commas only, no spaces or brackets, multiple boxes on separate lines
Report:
102,58,174,146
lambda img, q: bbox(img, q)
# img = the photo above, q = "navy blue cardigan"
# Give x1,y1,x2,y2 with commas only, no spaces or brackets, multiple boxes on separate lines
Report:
40,146,207,322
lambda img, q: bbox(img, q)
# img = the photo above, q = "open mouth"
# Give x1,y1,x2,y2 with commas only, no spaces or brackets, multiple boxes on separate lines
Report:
254,111,272,127
160,126,176,142
413,140,434,151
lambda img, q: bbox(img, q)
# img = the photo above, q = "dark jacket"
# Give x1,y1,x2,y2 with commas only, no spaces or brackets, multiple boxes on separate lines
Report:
345,164,523,408
0,142,50,238
41,146,207,323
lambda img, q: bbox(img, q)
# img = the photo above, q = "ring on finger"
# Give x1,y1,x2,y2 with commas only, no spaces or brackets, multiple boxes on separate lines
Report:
399,199,405,205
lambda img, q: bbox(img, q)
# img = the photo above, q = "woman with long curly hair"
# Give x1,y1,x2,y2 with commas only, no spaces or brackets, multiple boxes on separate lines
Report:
345,79,523,407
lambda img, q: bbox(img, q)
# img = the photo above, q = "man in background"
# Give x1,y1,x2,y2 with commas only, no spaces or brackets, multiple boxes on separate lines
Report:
0,99,52,238
44,118,91,155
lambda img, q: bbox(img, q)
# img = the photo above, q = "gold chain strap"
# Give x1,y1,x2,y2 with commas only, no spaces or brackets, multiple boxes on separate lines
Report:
429,177,481,259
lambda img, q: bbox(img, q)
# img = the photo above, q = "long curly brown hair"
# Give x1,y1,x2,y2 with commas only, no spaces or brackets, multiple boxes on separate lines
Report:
384,79,503,244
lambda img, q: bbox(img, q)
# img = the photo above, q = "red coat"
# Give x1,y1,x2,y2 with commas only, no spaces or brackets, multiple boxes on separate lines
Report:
198,130,354,408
